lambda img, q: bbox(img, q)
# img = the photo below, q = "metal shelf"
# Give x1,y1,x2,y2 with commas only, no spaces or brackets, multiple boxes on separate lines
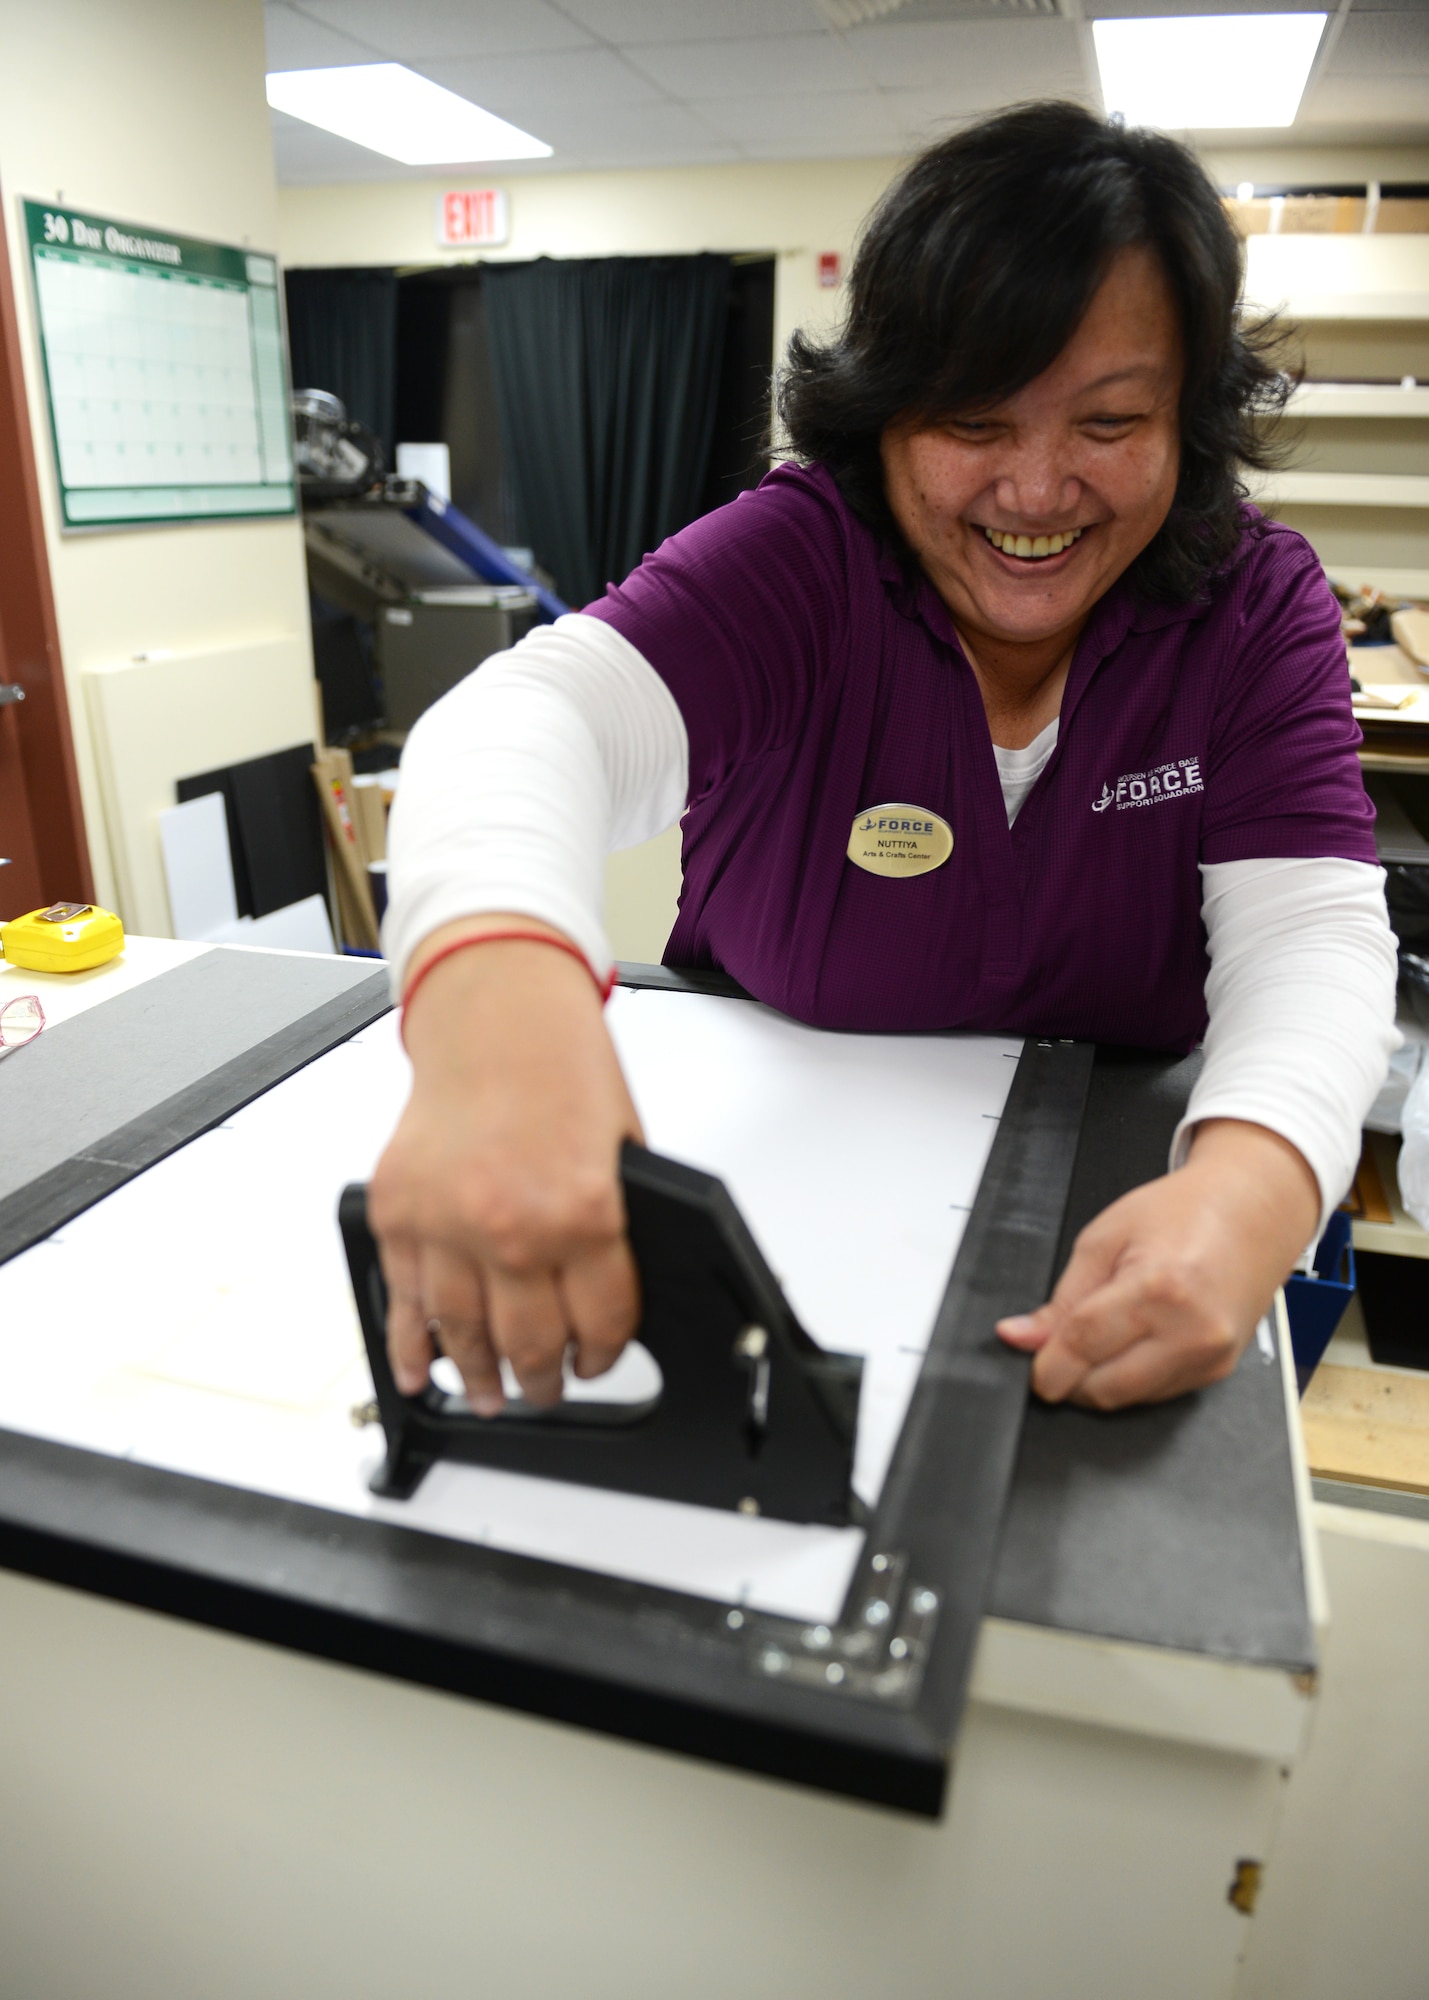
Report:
1251,293,1429,323
1242,236,1429,325
1335,567,1429,598
1287,384,1429,418
1254,471,1429,509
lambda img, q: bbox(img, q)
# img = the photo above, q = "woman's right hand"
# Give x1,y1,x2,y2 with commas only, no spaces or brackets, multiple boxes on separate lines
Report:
366,919,643,1413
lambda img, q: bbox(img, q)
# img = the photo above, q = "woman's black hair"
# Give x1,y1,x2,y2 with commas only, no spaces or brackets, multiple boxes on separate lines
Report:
778,100,1293,603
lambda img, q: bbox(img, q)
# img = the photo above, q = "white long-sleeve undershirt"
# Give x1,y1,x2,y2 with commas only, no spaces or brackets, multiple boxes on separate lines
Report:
386,614,1399,1226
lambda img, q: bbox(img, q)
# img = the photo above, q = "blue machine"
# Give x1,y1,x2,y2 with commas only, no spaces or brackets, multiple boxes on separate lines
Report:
302,478,567,737
304,476,568,624
401,485,567,624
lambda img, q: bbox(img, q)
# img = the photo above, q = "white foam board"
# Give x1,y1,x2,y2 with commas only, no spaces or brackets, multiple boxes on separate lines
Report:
0,993,1019,1622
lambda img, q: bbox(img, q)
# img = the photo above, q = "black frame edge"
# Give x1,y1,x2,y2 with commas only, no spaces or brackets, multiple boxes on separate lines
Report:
615,960,753,1001
0,1430,944,1816
864,1039,1095,1757
0,965,1086,1818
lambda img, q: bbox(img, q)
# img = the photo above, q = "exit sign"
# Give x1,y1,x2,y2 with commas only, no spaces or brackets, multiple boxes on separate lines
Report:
436,189,509,249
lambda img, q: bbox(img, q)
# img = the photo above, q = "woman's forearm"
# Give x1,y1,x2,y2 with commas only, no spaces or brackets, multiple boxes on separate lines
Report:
1176,856,1399,1230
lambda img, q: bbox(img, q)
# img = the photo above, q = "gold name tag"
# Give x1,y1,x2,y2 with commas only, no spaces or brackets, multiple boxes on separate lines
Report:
847,803,954,879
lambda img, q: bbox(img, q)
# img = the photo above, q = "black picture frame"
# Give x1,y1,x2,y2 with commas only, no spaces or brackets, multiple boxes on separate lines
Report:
0,965,1093,1816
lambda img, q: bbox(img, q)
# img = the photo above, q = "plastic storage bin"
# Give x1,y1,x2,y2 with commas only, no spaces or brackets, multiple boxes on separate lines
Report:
1355,1247,1429,1371
1284,1209,1355,1396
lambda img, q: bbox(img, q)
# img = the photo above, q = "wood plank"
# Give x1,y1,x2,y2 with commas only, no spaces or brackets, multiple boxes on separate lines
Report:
1354,1143,1394,1225
1302,1363,1429,1494
1354,1133,1429,1258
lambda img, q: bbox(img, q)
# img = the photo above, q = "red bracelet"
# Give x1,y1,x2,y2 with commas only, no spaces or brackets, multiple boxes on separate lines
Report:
400,928,615,1044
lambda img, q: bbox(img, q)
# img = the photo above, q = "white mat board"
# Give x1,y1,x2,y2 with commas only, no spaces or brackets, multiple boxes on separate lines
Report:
0,992,1019,1623
159,791,239,941
84,640,316,937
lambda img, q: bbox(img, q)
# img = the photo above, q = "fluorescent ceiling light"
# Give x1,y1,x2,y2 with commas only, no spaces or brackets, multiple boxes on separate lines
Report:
265,64,552,164
1092,14,1327,131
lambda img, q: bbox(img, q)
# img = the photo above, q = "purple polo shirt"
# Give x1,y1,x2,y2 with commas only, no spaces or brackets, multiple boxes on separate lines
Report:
585,462,1374,1051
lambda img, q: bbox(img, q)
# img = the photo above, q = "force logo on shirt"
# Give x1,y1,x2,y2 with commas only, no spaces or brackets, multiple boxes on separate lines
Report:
1091,757,1204,814
847,804,954,878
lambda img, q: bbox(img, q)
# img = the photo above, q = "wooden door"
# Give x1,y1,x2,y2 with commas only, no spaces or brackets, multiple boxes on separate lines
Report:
0,180,92,920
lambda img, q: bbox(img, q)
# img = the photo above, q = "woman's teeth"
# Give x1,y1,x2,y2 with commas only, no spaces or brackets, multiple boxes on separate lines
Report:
983,526,1085,560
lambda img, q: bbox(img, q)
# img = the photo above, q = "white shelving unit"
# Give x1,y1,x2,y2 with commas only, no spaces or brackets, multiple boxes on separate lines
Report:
1261,293,1429,323
1243,236,1429,599
1285,385,1429,419
1252,472,1429,509
1244,235,1429,323
1344,568,1429,599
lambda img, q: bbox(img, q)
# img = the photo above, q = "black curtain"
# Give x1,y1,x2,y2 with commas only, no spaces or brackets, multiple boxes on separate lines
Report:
699,257,776,517
285,267,399,460
481,255,733,608
396,274,521,546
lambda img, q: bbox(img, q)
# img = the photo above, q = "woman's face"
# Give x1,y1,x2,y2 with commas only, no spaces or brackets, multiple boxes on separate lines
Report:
880,246,1184,654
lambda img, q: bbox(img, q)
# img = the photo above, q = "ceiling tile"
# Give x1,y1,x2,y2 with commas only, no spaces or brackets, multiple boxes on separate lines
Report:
1086,0,1333,15
268,0,1429,183
1300,74,1429,123
298,0,595,58
514,97,737,158
1326,9,1429,72
270,106,434,185
264,3,379,68
420,48,666,114
1288,119,1429,146
716,130,909,161
552,137,745,168
626,31,866,97
554,0,823,45
696,89,905,151
881,77,1095,140
842,17,1087,91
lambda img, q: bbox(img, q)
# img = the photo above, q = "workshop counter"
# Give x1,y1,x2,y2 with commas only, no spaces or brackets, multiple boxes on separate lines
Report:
0,937,1319,2000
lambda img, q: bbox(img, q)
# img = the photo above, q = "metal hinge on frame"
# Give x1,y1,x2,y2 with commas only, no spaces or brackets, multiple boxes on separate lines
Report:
723,1548,940,1706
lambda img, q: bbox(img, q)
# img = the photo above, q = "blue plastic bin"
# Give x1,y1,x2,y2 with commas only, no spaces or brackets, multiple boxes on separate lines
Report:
1284,1209,1355,1397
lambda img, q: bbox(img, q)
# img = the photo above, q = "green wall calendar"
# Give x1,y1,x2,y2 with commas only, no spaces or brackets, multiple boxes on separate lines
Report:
23,201,296,528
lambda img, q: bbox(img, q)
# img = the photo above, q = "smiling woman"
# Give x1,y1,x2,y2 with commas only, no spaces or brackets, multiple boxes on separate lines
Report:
370,100,1398,1420
783,101,1290,606
879,246,1187,745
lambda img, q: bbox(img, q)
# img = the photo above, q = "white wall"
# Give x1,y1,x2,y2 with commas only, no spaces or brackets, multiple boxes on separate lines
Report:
277,157,902,371
277,144,1429,374
0,0,315,921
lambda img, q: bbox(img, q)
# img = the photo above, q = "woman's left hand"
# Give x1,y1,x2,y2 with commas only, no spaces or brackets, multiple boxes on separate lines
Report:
996,1118,1321,1409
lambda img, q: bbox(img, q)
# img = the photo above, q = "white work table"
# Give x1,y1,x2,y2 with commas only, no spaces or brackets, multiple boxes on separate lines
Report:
0,937,1321,2000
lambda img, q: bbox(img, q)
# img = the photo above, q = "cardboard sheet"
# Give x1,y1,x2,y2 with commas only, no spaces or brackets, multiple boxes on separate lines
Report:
0,992,1019,1623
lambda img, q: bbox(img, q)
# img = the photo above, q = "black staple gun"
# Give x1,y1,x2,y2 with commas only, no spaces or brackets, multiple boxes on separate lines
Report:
340,1142,865,1527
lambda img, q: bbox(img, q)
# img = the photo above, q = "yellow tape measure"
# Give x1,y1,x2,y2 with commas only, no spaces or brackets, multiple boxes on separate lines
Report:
1,902,124,973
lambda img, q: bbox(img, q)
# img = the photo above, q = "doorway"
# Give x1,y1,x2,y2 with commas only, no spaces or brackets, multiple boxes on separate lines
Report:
391,253,777,603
